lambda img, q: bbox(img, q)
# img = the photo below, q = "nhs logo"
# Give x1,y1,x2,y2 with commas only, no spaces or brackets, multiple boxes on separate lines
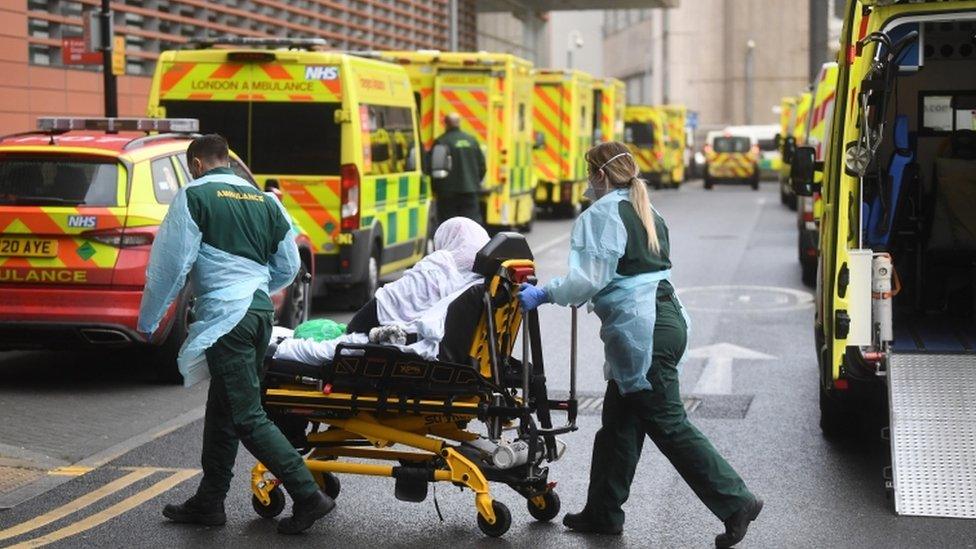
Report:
67,215,97,228
305,66,339,81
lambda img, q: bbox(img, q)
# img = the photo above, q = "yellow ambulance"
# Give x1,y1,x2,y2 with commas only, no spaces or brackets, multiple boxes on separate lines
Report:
660,104,688,187
592,77,625,143
147,39,430,307
373,51,536,231
623,105,668,188
781,91,813,210
532,69,595,217
796,62,837,287
776,95,796,189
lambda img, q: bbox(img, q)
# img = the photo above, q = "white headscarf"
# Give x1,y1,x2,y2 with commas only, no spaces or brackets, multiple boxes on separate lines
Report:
374,217,490,326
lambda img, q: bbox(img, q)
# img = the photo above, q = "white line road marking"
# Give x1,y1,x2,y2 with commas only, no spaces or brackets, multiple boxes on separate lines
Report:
689,343,776,395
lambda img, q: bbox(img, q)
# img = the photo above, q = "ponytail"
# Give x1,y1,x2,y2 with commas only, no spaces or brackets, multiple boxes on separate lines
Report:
628,176,661,255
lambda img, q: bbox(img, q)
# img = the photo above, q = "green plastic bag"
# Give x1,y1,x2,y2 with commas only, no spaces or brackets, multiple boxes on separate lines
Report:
293,318,347,342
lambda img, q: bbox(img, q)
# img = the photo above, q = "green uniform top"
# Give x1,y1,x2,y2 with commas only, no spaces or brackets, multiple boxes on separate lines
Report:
185,166,291,311
433,127,486,195
616,201,673,296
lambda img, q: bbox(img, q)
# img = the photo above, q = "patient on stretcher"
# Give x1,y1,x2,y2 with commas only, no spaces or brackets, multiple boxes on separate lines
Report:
274,217,490,365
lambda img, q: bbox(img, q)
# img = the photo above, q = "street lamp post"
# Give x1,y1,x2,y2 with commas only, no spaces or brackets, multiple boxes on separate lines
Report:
745,39,756,125
567,29,583,70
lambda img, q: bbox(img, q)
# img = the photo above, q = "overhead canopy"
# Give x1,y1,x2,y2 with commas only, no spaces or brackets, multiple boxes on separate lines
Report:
476,0,677,12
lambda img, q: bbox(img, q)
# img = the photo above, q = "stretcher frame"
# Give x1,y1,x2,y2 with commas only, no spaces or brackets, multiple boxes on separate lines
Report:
251,254,579,537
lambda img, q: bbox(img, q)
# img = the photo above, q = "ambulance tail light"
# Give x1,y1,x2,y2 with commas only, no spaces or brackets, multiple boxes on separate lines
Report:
340,163,361,231
654,149,664,160
84,226,158,248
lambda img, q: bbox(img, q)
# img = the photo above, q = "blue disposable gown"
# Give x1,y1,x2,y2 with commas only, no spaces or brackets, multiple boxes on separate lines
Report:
544,189,690,394
137,173,300,386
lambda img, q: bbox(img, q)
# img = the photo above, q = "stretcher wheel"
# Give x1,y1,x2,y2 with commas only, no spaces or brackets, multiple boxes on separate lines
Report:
526,490,560,522
251,486,286,519
477,500,511,538
314,471,341,499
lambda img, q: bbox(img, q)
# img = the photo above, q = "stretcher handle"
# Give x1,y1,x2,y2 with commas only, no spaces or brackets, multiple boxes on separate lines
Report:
570,305,578,403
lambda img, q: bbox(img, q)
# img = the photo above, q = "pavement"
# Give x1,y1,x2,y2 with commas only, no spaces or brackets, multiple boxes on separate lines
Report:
1,180,974,548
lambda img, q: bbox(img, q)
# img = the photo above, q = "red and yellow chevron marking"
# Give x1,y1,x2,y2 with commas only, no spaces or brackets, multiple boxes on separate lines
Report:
277,178,342,254
418,86,435,148
157,61,342,103
0,207,128,283
630,145,663,173
532,84,571,182
438,88,489,142
706,152,756,179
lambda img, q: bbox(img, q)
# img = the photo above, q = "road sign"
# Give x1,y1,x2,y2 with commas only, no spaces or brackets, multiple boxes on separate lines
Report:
111,35,125,76
61,37,102,65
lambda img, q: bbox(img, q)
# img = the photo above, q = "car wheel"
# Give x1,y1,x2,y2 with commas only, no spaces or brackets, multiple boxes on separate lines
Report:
150,293,191,384
278,265,309,329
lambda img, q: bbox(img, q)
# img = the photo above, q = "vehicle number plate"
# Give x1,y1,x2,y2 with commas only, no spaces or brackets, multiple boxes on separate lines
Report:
0,237,58,257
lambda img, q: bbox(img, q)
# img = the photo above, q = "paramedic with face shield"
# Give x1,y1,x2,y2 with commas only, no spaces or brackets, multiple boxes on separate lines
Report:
518,141,762,548
137,135,334,535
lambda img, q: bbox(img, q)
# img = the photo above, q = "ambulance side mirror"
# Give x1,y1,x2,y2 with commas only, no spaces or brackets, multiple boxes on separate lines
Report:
430,143,452,179
533,131,545,150
791,146,819,196
774,133,782,149
783,135,797,163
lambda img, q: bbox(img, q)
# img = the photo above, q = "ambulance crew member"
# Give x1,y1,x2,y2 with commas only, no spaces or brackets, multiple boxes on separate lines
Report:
518,141,762,548
432,112,486,225
137,135,334,535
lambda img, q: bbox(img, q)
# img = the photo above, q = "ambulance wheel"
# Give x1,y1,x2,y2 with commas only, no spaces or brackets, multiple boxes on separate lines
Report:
801,258,817,288
527,490,560,522
252,486,286,519
819,384,853,439
704,177,714,190
279,265,310,329
349,248,380,310
313,471,341,500
477,500,511,538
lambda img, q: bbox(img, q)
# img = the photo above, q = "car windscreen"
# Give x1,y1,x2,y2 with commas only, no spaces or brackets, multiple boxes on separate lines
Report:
624,122,654,147
713,136,751,153
0,157,119,206
758,138,777,151
250,102,341,175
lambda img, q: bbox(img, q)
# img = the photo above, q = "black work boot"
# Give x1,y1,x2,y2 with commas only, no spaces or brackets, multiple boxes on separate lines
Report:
162,496,226,527
715,497,763,548
277,490,336,535
562,511,623,535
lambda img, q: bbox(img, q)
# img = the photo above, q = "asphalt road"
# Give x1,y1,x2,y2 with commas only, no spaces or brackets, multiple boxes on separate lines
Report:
1,180,974,548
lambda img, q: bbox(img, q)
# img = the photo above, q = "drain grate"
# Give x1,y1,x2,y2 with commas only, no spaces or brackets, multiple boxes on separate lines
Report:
552,392,752,419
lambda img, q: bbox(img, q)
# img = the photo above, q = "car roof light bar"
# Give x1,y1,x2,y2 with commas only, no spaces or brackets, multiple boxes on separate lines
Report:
37,117,200,134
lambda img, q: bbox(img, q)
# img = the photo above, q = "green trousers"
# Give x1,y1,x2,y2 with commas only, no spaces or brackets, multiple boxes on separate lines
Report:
584,297,753,528
195,309,318,506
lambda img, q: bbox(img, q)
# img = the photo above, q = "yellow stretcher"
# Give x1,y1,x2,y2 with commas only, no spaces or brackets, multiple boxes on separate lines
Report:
252,233,579,537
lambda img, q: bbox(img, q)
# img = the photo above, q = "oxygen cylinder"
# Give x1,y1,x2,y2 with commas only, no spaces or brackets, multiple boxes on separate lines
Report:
872,254,894,343
492,440,530,469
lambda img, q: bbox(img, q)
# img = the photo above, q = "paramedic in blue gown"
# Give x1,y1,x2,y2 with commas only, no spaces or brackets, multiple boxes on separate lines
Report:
518,141,762,548
137,135,333,535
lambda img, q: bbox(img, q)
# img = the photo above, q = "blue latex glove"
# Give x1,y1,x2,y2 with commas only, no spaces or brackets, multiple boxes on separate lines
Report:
518,283,550,311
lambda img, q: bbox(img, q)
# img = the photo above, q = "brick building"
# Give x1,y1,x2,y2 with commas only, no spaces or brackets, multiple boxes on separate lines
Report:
0,0,477,134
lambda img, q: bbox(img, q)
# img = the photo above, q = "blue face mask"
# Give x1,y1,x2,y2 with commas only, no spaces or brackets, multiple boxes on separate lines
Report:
584,174,608,202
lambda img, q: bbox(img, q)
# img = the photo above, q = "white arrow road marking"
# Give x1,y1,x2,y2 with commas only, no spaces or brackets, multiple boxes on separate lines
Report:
688,343,776,394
